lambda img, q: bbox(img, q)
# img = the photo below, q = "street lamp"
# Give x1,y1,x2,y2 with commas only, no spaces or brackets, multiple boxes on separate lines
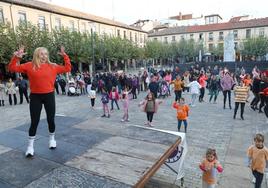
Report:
89,22,96,75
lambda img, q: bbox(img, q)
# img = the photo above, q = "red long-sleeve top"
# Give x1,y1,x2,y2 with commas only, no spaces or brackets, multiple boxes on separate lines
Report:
9,55,71,94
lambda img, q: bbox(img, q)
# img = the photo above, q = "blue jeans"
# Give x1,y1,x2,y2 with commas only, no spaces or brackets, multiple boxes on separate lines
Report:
178,120,188,132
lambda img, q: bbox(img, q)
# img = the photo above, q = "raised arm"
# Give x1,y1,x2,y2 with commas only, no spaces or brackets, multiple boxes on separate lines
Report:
8,47,28,73
56,46,72,74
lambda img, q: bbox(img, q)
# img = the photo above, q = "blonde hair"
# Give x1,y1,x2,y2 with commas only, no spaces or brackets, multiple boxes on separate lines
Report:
32,47,53,69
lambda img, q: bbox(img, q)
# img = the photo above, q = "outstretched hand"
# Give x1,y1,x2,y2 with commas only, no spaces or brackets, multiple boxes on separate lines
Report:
58,46,66,56
14,46,26,58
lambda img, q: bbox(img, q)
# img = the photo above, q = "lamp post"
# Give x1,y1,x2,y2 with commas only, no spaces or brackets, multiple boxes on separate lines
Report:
89,22,96,75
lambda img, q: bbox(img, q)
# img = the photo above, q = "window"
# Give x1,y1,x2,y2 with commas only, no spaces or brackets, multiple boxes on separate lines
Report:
140,34,143,43
219,32,224,41
124,31,126,39
246,29,251,38
154,38,158,41
199,33,203,40
144,35,146,43
180,35,185,40
233,30,238,39
117,29,120,37
18,12,27,24
0,9,4,23
135,33,137,43
208,43,214,52
209,32,213,41
38,16,45,30
259,28,265,37
209,17,214,24
172,36,176,42
130,32,132,41
164,37,168,43
190,34,194,39
55,18,61,30
69,20,75,32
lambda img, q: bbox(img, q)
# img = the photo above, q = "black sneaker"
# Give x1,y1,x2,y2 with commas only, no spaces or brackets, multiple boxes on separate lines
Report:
101,114,106,117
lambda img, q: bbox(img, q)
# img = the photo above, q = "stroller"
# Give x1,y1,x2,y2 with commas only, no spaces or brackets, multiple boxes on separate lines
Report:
67,79,79,96
159,81,169,98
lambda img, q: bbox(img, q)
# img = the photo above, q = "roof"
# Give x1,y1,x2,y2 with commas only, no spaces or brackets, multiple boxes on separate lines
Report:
229,15,249,22
149,17,268,37
204,14,222,19
2,0,146,33
153,24,169,30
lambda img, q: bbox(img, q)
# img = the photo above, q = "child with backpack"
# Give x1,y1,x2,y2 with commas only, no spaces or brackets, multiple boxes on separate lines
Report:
101,88,110,118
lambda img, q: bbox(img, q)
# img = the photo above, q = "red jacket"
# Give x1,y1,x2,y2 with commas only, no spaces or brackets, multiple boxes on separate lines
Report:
9,55,71,94
109,91,120,100
198,75,208,88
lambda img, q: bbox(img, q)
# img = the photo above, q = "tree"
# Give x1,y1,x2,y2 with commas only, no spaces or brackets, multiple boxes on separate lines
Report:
0,23,17,64
241,36,268,61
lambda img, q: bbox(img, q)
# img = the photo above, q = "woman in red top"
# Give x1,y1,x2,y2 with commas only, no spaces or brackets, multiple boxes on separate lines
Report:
9,46,71,157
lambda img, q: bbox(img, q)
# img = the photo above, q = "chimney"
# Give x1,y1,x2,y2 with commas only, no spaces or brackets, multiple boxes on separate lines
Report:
179,12,182,20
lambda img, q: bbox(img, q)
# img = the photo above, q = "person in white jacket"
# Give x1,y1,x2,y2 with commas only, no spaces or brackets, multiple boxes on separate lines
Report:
187,77,201,107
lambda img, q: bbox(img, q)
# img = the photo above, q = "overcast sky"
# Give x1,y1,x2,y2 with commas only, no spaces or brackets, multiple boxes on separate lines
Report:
39,0,268,24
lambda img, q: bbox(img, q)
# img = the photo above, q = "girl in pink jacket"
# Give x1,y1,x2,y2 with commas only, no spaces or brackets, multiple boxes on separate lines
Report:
109,87,120,111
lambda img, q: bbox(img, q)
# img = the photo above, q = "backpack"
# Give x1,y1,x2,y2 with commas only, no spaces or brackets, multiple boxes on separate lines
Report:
101,94,109,103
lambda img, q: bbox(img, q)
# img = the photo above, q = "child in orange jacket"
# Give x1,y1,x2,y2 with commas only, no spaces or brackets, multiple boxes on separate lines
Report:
199,148,223,188
247,133,268,188
173,98,189,133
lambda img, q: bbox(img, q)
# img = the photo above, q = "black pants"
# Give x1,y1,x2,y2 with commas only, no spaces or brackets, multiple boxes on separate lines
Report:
264,97,268,118
59,84,66,94
252,170,263,188
199,87,205,102
91,98,95,107
234,102,245,118
146,112,154,122
251,93,260,108
132,87,137,99
29,92,55,136
174,90,182,102
8,94,17,105
259,95,265,112
19,88,29,104
223,90,231,108
111,99,119,110
183,87,189,92
54,82,59,95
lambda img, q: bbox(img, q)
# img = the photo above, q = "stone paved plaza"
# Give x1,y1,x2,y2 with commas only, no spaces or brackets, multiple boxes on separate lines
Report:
0,88,267,188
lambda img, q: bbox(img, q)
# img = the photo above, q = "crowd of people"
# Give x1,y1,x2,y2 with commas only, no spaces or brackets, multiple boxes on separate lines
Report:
1,45,268,187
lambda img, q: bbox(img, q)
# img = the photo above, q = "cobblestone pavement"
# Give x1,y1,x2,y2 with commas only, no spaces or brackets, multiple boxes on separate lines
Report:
0,88,267,188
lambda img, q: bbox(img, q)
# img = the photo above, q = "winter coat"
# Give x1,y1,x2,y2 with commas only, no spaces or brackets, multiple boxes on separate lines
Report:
220,75,235,91
188,81,201,95
6,81,16,95
109,91,120,100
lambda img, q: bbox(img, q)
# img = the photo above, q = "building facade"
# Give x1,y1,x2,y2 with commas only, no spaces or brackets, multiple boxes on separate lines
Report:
0,0,147,47
148,15,268,61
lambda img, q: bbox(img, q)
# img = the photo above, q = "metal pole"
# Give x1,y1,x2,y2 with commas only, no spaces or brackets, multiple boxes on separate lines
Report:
91,28,95,75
